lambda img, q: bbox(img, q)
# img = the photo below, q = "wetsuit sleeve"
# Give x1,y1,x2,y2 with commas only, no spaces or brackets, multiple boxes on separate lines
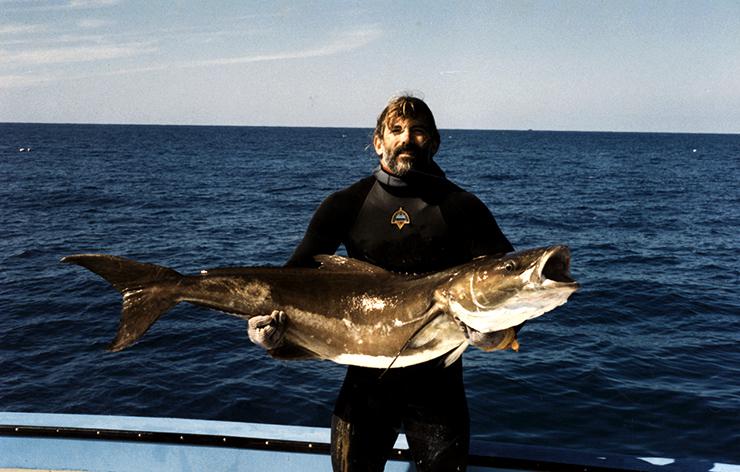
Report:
269,179,371,359
442,191,514,258
285,178,373,268
267,195,347,358
447,193,524,337
285,193,345,268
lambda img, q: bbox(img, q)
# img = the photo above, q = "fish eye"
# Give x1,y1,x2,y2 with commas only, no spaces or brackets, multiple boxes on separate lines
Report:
503,261,516,272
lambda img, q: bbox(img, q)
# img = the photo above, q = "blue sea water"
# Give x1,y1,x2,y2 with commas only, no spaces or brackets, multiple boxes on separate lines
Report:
1,123,738,464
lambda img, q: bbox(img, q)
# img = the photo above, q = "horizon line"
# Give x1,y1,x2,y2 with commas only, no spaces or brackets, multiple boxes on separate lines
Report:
0,121,737,136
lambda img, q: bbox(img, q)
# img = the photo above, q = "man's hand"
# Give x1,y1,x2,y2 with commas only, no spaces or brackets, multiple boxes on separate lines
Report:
247,310,287,350
464,325,519,352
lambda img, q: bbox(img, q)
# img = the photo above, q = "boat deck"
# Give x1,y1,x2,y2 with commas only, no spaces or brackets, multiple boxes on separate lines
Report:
1,412,736,471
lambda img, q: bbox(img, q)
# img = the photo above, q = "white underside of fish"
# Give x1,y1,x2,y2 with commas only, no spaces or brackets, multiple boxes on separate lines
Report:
333,341,467,369
449,285,576,333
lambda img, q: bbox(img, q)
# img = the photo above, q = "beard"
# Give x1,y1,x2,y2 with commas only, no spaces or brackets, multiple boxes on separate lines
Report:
380,143,427,176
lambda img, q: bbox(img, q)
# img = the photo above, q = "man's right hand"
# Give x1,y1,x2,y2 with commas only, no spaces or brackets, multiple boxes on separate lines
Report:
247,310,287,350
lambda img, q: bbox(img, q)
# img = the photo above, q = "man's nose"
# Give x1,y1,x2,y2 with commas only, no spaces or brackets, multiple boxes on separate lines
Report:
398,129,411,145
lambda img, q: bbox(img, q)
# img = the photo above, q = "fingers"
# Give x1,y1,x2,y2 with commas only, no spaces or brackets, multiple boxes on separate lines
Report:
248,324,278,348
249,315,273,330
464,326,519,352
248,310,285,328
247,310,287,350
269,311,287,341
272,310,286,325
499,329,519,351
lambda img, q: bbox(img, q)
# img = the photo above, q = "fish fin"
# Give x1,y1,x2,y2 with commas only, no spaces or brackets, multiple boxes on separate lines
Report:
442,341,469,367
314,255,389,274
62,254,182,351
406,314,448,348
380,303,445,377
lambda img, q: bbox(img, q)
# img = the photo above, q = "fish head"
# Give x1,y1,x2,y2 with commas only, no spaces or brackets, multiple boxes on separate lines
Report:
440,245,579,333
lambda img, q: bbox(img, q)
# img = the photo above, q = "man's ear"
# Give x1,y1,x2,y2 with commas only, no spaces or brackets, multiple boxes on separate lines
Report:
430,140,439,157
373,134,384,157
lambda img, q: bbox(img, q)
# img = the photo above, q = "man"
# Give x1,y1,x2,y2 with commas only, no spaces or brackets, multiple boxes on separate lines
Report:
248,95,516,471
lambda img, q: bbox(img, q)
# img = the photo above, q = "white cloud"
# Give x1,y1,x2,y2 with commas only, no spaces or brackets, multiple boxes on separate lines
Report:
77,19,112,29
0,41,156,66
2,0,120,12
68,0,119,7
0,74,46,88
192,27,382,67
0,27,381,89
0,24,47,35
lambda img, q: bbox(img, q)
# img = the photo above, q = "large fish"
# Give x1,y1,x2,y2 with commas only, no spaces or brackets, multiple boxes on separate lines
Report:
61,246,578,368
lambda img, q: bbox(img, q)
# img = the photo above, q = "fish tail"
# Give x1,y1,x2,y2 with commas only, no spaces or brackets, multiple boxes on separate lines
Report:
62,254,183,352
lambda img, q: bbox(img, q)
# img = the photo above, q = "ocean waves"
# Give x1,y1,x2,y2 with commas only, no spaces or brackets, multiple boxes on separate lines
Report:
1,124,738,463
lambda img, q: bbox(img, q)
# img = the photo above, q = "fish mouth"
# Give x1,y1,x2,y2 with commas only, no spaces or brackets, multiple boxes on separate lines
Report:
537,246,578,287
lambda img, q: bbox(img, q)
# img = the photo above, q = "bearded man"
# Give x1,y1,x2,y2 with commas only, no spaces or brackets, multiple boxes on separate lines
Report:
248,95,515,471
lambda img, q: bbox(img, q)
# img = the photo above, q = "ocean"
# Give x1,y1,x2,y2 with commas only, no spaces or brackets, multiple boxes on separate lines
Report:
1,123,738,464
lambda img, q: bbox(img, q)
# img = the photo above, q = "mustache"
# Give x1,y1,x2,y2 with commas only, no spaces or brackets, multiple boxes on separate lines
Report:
391,143,424,159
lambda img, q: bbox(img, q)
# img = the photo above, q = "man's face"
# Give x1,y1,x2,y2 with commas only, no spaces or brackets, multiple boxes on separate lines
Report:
374,116,437,176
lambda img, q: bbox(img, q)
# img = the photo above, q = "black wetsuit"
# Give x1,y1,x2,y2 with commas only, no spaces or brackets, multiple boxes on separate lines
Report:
285,164,513,472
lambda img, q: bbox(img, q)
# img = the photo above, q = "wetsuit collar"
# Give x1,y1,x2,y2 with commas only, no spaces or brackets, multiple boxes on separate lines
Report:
373,161,447,188
373,166,407,187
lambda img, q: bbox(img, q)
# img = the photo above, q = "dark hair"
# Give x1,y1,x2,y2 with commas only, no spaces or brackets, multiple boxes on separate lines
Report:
373,95,441,150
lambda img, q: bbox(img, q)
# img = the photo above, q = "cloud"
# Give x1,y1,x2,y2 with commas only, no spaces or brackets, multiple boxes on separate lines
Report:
77,19,112,29
0,27,382,89
2,0,120,12
0,74,47,88
68,0,119,7
191,27,382,67
0,41,157,66
0,24,47,35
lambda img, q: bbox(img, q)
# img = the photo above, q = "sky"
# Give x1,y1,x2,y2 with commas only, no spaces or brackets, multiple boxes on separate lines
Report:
1,0,739,133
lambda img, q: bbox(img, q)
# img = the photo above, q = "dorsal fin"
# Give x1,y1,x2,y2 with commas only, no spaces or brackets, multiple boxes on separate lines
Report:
314,255,389,274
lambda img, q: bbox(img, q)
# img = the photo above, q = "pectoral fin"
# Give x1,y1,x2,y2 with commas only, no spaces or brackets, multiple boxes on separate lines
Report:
442,341,469,367
380,302,445,376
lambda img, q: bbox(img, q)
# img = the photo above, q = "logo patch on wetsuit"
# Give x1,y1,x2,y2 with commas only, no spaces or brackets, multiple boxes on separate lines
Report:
390,207,411,229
